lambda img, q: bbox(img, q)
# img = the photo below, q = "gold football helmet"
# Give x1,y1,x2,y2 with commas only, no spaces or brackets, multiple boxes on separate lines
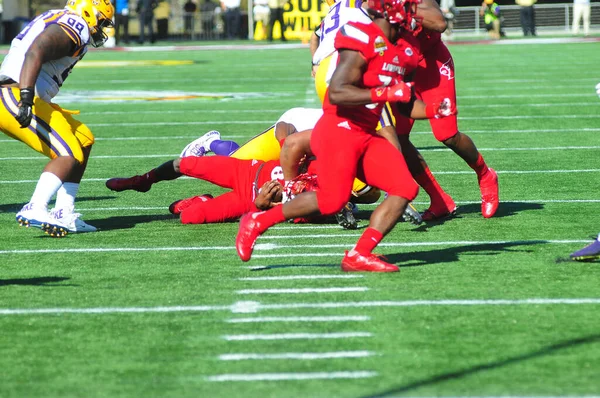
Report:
65,0,115,47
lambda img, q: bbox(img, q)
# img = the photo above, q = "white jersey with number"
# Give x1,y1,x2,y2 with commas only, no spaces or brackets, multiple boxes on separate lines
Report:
0,9,90,102
312,0,371,65
276,107,324,132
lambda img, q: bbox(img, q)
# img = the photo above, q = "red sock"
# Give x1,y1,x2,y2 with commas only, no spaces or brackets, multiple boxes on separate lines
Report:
415,167,447,205
353,227,383,256
256,205,286,230
469,154,489,179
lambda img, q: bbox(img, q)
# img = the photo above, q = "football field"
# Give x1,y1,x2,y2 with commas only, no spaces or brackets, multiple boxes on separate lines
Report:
1,40,599,397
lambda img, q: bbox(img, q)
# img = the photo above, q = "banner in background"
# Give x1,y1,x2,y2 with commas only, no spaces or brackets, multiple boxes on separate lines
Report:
255,0,329,41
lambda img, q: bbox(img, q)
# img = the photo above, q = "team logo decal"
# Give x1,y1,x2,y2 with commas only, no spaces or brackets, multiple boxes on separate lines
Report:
405,47,413,57
374,36,387,54
439,58,454,80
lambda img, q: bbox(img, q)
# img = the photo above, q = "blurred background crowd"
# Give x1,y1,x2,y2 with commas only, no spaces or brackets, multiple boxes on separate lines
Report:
0,0,597,45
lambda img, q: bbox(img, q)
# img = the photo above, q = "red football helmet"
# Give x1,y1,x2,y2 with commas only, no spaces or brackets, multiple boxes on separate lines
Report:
367,0,420,28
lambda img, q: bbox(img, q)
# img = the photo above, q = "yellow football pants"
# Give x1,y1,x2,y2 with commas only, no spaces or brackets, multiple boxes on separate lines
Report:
0,87,94,163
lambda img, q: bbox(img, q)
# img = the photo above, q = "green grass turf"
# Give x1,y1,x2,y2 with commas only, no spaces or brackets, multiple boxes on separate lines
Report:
1,41,600,397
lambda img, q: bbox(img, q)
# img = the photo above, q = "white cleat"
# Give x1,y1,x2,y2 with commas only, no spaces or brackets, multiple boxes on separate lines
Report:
16,202,50,229
180,130,221,158
44,207,97,237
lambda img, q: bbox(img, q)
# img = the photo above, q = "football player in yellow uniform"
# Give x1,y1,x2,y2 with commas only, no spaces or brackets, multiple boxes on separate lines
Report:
182,107,382,204
0,0,114,236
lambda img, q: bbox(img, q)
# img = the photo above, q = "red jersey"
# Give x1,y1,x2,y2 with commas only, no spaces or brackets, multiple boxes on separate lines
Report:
324,21,405,132
416,29,442,57
396,29,422,80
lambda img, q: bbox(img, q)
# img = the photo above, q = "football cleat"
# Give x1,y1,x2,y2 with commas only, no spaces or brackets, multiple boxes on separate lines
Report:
570,236,600,262
16,202,50,229
422,193,457,221
341,250,399,272
180,130,221,158
169,194,214,215
106,175,152,193
479,168,499,218
335,202,358,230
402,203,423,225
43,207,97,237
236,212,266,262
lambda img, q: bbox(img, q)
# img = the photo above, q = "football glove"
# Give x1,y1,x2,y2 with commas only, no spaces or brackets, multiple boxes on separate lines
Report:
425,98,457,119
370,82,413,103
16,88,34,128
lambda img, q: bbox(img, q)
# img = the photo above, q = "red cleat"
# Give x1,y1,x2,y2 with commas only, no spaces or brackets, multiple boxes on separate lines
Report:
106,175,152,193
422,193,457,221
341,250,399,272
479,168,499,218
169,194,214,215
236,212,266,262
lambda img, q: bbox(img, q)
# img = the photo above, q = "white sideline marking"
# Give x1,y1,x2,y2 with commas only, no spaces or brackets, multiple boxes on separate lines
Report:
226,315,370,323
223,332,372,341
219,351,374,360
2,127,599,144
87,120,271,127
2,169,600,183
239,275,364,281
3,299,600,316
206,370,378,382
2,146,600,161
0,240,592,255
236,287,369,294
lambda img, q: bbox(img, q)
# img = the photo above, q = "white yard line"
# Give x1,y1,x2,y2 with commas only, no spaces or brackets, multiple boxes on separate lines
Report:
218,351,374,360
2,169,600,184
236,287,369,294
206,370,378,382
222,332,373,341
226,315,370,323
2,146,599,161
238,275,364,280
0,240,592,255
2,299,600,316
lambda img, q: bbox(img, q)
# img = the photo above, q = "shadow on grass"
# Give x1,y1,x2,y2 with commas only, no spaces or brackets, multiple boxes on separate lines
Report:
91,214,177,231
362,333,600,398
0,196,117,213
0,276,77,287
251,241,543,270
453,201,544,218
386,240,543,267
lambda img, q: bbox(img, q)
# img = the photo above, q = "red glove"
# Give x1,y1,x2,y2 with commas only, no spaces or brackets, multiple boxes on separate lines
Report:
370,82,413,103
425,98,457,119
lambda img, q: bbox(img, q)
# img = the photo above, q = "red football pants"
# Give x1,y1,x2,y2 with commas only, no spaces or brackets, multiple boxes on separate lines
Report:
178,156,258,224
310,116,419,216
394,41,459,141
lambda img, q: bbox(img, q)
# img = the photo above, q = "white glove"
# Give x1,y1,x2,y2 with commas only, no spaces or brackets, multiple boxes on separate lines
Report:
596,82,600,98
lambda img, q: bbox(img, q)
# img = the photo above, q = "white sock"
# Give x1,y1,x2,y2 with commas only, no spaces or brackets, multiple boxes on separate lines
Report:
30,172,63,208
54,182,80,211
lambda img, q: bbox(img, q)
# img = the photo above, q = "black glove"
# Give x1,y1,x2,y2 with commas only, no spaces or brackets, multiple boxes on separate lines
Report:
16,88,34,128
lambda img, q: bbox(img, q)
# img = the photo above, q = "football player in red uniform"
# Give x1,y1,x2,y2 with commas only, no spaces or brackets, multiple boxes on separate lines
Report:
235,0,451,272
392,0,499,220
106,155,317,225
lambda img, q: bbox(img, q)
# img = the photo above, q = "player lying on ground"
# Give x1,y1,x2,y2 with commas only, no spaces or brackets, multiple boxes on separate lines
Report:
105,153,359,228
183,107,383,205
0,0,114,237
